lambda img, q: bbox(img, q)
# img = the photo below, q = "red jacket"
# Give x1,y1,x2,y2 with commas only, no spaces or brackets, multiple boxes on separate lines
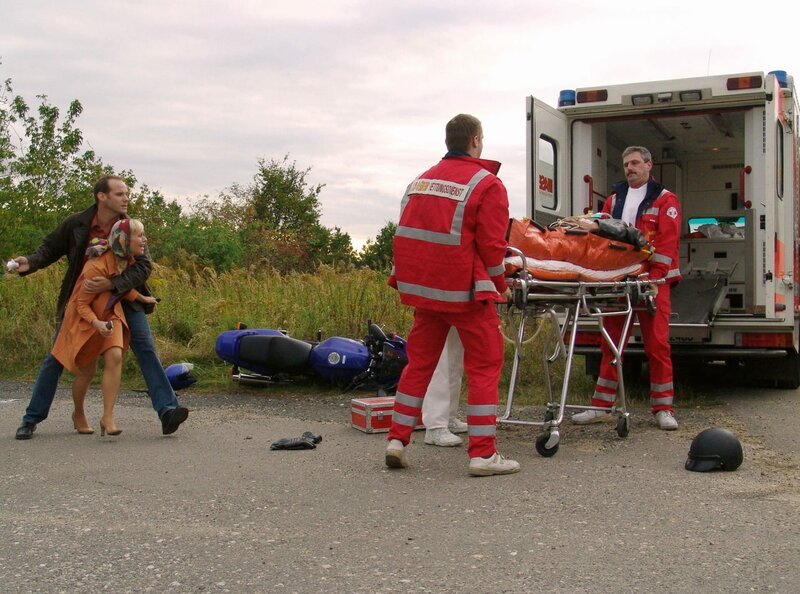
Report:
603,179,682,284
389,154,509,312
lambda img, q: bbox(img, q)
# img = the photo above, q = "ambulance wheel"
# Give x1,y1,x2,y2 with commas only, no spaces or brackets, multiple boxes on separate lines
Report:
616,416,630,438
535,432,559,457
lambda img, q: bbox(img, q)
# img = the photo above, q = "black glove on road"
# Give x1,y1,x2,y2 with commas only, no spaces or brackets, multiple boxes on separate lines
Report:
270,431,323,450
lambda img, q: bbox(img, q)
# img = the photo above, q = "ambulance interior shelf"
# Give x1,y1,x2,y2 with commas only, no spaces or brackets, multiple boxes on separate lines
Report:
679,214,748,313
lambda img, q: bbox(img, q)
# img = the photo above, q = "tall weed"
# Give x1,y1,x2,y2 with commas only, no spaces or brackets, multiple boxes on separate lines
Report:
1,264,597,405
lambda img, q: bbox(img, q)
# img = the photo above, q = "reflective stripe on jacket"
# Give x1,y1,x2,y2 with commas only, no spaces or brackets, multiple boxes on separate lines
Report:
388,155,509,312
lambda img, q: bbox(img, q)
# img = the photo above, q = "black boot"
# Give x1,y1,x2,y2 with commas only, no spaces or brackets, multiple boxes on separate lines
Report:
15,422,36,440
160,407,189,435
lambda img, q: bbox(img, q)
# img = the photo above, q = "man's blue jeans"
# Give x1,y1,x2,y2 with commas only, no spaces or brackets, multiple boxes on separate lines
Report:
22,302,179,425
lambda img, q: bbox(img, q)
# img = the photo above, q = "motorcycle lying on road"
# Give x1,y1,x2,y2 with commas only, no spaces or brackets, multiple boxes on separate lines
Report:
215,321,408,393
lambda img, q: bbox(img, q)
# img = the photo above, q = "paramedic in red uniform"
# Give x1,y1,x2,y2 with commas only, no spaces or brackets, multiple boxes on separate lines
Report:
384,113,520,476
572,146,681,430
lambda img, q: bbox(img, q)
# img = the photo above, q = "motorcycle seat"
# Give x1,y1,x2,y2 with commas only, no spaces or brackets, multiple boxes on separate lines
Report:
239,334,313,372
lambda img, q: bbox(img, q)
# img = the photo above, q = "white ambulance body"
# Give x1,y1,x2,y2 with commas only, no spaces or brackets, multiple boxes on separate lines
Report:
527,70,800,387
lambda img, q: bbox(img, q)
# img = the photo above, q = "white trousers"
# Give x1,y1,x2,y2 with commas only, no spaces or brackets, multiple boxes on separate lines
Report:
421,327,464,429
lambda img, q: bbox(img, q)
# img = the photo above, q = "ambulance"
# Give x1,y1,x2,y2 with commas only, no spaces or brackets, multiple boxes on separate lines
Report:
527,70,800,387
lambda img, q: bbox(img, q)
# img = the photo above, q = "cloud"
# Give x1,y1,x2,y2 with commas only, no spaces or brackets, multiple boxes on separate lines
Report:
3,0,798,243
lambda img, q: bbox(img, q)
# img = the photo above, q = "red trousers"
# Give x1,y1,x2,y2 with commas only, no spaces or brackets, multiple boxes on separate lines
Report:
592,285,674,413
388,303,504,458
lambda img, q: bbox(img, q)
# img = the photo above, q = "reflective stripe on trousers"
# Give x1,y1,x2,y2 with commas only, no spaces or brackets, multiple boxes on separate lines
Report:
388,303,504,458
592,286,674,413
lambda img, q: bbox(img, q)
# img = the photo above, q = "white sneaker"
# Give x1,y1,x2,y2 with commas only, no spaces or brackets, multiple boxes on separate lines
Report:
571,409,613,424
655,410,678,431
468,452,521,477
385,439,408,468
448,418,468,434
424,427,463,447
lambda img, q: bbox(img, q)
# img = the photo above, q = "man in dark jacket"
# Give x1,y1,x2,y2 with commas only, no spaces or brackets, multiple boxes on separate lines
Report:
10,175,189,439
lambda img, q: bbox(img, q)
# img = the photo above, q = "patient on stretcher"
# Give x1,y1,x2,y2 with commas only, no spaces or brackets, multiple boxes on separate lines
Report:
504,216,653,282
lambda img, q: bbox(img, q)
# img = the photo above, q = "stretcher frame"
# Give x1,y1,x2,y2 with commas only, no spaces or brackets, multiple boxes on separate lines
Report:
498,247,662,457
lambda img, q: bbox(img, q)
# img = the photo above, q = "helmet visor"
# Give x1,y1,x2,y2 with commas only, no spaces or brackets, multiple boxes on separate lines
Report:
685,454,721,472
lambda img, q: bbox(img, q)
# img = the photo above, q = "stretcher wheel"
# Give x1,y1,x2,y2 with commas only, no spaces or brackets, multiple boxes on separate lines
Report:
535,432,559,457
616,415,630,438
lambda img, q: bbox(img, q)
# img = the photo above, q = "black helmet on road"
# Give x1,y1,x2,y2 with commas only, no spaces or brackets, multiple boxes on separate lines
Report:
685,427,743,472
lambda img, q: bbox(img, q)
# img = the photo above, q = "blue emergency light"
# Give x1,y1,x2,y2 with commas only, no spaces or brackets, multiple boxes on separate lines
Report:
558,89,576,107
768,70,788,88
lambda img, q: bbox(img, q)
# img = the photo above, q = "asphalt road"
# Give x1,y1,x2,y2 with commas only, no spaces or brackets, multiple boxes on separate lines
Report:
1,379,799,593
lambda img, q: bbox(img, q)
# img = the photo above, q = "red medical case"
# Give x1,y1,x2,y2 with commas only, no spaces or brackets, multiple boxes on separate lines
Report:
350,396,424,433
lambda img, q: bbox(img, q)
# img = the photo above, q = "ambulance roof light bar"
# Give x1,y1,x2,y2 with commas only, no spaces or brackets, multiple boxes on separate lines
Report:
557,70,782,109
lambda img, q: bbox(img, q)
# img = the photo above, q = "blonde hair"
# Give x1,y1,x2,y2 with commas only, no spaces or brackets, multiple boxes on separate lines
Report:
128,219,144,235
114,218,145,274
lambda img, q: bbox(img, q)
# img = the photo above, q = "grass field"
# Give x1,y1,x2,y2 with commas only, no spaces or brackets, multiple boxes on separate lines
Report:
0,263,619,406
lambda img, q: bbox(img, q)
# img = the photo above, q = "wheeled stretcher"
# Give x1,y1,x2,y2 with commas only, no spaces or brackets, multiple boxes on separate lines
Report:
499,246,663,457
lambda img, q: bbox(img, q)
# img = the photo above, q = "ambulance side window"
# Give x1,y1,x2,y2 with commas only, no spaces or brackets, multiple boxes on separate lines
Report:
537,136,557,210
776,120,784,200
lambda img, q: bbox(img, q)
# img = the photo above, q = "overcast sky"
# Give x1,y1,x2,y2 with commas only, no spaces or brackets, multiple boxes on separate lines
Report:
3,0,798,247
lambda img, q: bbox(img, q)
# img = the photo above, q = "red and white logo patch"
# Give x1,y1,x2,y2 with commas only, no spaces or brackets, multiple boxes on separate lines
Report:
666,206,678,219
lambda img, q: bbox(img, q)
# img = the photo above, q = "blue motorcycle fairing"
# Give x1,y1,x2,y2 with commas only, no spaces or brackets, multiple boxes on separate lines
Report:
215,329,295,376
309,336,371,382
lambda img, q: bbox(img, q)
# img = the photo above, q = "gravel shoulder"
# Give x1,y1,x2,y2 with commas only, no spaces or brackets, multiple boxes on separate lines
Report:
1,380,799,593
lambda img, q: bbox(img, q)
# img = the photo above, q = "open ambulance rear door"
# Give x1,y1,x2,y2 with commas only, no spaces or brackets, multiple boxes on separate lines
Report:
757,71,795,321
527,96,569,226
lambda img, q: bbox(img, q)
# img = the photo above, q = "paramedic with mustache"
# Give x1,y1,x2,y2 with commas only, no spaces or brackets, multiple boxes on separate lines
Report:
572,146,682,430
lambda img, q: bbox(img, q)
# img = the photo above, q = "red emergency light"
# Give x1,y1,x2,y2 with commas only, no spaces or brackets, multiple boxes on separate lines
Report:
735,332,793,347
726,76,763,91
577,89,609,103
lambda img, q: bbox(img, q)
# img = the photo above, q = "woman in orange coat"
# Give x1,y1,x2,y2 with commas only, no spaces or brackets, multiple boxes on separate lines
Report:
52,219,157,436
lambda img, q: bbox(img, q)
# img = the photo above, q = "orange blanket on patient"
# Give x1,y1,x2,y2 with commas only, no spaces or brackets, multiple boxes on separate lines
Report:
504,218,652,282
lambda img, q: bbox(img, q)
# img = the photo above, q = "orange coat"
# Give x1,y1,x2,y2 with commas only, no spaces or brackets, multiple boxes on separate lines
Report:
52,251,139,374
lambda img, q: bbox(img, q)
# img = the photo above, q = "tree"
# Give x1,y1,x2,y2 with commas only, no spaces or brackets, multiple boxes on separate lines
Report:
127,184,245,272
311,225,355,267
0,76,111,256
358,221,396,270
215,156,334,273
246,155,324,236
0,73,354,275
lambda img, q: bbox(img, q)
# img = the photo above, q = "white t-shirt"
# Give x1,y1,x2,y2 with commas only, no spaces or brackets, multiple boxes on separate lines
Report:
620,184,647,226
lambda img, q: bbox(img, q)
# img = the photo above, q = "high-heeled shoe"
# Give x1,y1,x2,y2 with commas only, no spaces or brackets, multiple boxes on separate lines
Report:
72,412,94,435
99,420,122,436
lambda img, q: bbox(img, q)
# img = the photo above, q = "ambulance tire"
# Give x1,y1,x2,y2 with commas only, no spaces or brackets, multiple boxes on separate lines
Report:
775,351,800,389
736,352,800,389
